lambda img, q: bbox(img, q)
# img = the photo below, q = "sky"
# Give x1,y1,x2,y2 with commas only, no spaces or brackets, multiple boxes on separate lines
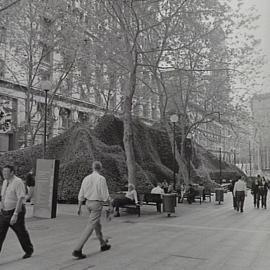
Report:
233,0,270,93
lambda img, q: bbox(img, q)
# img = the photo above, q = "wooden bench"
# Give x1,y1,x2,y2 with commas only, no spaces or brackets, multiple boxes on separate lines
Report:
181,189,202,204
111,193,141,217
142,193,163,213
203,190,212,202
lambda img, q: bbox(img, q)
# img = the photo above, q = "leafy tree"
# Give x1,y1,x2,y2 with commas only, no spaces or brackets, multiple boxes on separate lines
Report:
138,0,265,184
1,0,84,146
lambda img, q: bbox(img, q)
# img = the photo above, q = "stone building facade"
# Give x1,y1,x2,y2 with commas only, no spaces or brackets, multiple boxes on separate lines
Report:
251,93,270,175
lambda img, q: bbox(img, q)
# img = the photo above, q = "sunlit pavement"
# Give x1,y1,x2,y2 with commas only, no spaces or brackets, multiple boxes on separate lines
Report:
1,192,270,270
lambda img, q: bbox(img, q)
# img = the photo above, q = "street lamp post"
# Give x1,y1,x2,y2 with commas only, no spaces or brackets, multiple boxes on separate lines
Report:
249,141,252,177
186,133,193,181
40,80,51,158
170,114,179,190
233,148,236,166
219,147,222,185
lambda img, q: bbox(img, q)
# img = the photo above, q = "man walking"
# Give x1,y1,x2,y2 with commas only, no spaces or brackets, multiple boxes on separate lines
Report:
72,161,111,259
0,165,34,259
233,176,247,213
229,179,237,210
251,177,259,208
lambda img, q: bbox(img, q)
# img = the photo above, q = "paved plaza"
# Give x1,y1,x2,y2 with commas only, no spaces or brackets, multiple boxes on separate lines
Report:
1,192,270,270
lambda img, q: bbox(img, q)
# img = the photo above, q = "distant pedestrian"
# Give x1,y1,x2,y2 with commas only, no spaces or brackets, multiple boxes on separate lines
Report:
259,177,269,209
0,165,34,259
25,168,35,205
251,177,259,208
233,176,247,213
176,183,182,203
229,179,237,210
256,175,264,208
167,183,174,193
187,184,196,204
161,180,169,193
72,161,111,259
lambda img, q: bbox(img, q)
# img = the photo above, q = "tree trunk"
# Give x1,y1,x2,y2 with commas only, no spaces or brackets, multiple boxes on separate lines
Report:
123,95,136,186
165,122,190,185
122,45,138,185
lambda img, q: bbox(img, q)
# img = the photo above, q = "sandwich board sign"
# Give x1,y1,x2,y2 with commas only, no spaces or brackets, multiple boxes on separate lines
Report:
33,159,59,218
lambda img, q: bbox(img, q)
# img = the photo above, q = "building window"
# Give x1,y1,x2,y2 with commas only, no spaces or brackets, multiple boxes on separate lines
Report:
59,108,71,129
95,92,103,106
109,94,116,110
0,26,6,44
0,59,4,77
78,111,89,123
41,43,51,64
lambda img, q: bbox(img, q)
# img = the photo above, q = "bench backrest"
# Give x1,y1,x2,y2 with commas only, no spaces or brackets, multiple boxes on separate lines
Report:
144,193,162,203
110,193,126,200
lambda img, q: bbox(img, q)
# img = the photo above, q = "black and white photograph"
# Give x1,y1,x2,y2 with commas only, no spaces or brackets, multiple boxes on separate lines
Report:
0,0,270,269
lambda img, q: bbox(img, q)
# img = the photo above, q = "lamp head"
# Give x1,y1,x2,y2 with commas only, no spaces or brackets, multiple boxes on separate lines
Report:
170,114,179,123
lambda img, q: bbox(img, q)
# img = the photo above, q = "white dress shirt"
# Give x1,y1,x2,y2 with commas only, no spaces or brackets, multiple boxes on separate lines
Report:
233,179,247,196
78,171,110,202
151,186,165,194
1,176,26,210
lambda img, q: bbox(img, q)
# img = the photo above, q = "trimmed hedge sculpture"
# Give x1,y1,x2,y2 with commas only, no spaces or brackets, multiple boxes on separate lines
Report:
0,114,244,202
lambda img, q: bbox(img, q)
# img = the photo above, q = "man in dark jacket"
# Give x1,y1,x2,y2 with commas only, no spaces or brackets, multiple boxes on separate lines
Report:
259,177,269,209
251,177,260,208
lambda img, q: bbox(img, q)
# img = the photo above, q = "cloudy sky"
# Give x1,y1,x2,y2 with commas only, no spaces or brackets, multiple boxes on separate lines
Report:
234,0,270,93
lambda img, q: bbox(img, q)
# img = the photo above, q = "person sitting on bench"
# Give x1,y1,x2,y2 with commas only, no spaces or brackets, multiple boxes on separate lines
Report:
112,184,138,217
151,182,164,212
187,184,196,204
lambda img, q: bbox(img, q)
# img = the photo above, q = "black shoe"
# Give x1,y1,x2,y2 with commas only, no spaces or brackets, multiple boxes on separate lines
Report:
100,244,111,252
72,250,86,259
114,212,120,217
22,251,33,259
240,209,243,213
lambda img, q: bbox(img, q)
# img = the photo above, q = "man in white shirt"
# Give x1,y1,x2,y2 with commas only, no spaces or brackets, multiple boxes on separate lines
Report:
151,183,164,213
151,182,165,195
0,165,34,259
233,176,247,213
72,161,112,259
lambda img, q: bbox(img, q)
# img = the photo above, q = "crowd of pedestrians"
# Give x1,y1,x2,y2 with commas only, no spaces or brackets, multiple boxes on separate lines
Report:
229,174,269,213
251,175,269,209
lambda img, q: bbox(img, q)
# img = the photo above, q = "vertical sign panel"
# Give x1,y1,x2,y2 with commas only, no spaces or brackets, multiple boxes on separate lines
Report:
33,159,59,218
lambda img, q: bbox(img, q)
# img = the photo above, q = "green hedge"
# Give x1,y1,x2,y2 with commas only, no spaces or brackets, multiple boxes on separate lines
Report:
0,114,244,202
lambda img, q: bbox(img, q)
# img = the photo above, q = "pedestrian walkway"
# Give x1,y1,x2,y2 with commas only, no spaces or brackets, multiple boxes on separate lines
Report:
1,192,270,270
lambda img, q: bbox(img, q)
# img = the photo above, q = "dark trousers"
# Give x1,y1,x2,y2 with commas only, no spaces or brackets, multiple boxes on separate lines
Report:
256,193,261,208
235,191,245,212
113,197,134,213
187,194,195,204
253,193,258,206
0,205,33,254
261,193,267,209
256,193,267,208
156,203,161,213
232,195,237,209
